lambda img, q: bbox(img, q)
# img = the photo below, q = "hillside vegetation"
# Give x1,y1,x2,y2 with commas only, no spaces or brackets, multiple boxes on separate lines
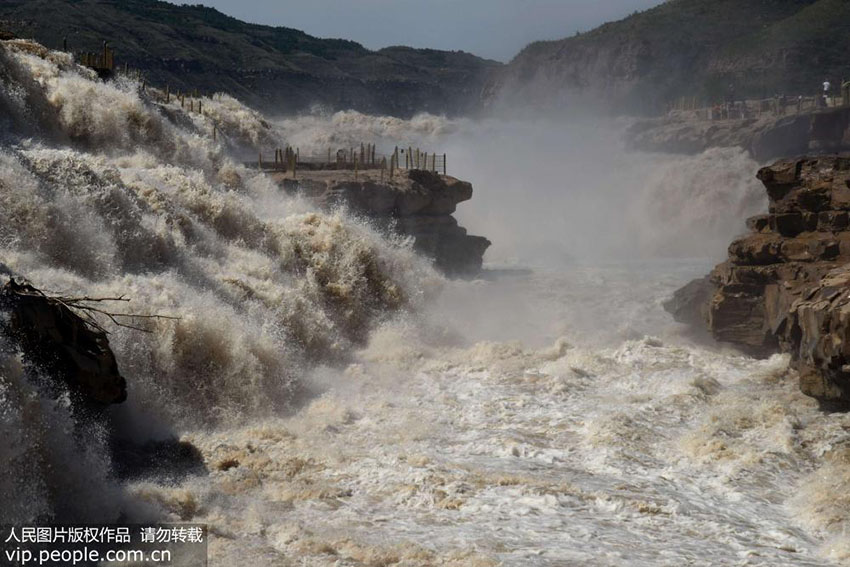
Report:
0,0,500,117
487,0,850,114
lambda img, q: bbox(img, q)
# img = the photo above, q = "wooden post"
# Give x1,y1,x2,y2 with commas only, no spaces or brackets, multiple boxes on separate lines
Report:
198,100,202,114
190,100,194,112
165,85,170,104
432,153,436,172
292,153,297,179
371,144,375,166
354,155,358,180
443,153,446,176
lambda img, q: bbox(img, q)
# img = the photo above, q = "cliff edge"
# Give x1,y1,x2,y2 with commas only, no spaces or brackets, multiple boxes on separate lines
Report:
276,169,491,275
627,106,850,162
669,155,850,405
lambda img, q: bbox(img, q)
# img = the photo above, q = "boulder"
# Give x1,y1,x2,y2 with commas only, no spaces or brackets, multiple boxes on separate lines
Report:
663,275,713,329
0,278,126,405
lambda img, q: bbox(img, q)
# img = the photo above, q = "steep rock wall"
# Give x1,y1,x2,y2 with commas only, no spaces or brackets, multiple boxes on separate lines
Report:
670,155,850,405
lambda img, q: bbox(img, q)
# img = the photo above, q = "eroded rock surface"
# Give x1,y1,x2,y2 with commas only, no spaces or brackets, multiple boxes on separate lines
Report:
670,155,850,405
278,169,490,275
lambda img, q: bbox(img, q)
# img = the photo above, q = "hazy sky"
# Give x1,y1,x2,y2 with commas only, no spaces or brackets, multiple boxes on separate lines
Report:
188,0,664,62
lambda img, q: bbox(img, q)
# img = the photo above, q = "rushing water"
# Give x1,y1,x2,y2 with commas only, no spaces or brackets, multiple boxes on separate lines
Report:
2,38,850,567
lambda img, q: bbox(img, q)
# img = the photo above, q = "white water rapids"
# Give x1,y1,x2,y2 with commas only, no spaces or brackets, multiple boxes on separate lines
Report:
2,38,850,567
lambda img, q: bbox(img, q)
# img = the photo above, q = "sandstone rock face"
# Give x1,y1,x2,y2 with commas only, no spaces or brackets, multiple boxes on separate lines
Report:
785,265,850,404
0,278,126,405
280,169,490,275
672,155,850,405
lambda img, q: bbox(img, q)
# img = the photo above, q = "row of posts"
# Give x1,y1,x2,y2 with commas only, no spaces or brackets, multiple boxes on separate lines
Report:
335,143,378,166
76,40,114,72
252,144,447,181
63,38,226,148
671,86,850,120
257,147,298,177
160,85,204,114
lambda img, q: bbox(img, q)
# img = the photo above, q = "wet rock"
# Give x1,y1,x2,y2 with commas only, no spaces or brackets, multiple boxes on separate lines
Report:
781,265,850,404
663,276,713,329
278,169,490,275
671,155,850,406
0,278,126,405
110,437,206,482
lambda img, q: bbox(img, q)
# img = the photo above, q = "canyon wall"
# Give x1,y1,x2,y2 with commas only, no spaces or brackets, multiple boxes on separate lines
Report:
669,155,850,405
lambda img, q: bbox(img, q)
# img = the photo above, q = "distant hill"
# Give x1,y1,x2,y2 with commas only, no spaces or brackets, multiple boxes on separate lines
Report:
486,0,850,114
0,0,500,117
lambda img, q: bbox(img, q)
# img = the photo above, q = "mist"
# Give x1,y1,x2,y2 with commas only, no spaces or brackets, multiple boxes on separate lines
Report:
274,109,766,269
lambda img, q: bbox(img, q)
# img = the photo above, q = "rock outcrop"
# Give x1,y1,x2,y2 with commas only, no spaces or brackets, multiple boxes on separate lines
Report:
627,107,850,163
278,169,491,275
669,155,850,405
0,278,126,405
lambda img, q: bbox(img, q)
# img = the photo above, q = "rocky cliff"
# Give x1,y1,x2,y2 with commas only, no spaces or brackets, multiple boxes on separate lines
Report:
627,106,850,162
0,0,500,118
669,155,850,405
277,169,490,275
486,0,850,115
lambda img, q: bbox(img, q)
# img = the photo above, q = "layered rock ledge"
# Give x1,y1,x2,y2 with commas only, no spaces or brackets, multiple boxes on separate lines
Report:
275,169,491,275
627,107,850,163
668,155,850,405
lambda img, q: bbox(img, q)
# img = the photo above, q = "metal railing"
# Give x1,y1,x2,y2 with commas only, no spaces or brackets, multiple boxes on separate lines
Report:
667,88,850,121
246,144,449,178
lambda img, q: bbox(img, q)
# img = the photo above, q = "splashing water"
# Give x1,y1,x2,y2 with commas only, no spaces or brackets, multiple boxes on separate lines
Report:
2,37,849,567
0,38,438,523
